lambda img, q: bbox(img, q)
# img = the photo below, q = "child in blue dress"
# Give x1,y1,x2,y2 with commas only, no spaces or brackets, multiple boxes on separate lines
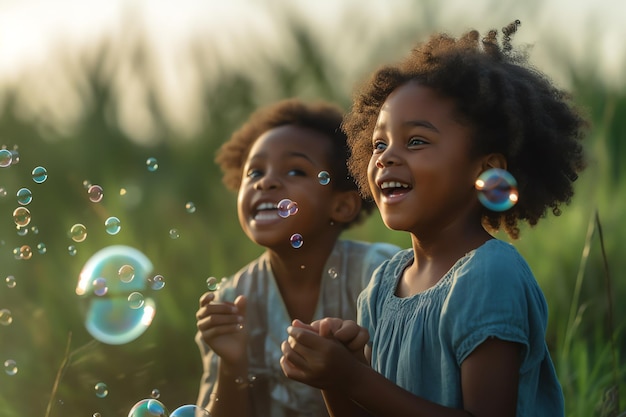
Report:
280,21,588,417
195,98,399,417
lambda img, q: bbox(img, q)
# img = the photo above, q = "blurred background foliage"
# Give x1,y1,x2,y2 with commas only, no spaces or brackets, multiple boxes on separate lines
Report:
0,2,624,416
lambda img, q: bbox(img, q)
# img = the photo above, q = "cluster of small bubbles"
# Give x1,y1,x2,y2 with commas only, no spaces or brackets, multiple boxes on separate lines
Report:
0,187,7,197
146,157,159,172
70,224,88,242
128,398,169,417
170,404,211,417
94,382,109,398
185,202,196,213
13,207,31,227
31,166,48,184
118,264,135,283
92,278,108,296
68,245,77,256
105,217,121,235
0,149,12,167
317,171,331,185
327,267,338,279
206,276,218,291
277,198,299,218
148,275,165,290
4,359,17,376
16,188,32,205
474,168,519,212
5,275,16,288
150,388,161,399
128,292,145,309
169,228,180,239
0,309,13,325
76,245,156,345
37,243,47,254
88,185,104,203
290,233,304,249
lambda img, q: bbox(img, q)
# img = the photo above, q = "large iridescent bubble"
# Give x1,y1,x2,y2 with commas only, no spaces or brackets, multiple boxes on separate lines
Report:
76,245,156,345
170,404,211,417
128,398,169,417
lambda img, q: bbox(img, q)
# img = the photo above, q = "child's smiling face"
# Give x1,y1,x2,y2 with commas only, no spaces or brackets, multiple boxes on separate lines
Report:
368,81,484,237
237,124,338,250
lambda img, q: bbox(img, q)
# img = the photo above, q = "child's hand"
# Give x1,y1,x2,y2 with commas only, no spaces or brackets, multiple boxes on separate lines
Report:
298,318,369,362
196,292,247,365
280,322,361,391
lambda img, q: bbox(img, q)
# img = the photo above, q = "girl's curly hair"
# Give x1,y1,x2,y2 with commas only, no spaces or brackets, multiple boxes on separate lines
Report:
343,21,588,239
216,98,375,228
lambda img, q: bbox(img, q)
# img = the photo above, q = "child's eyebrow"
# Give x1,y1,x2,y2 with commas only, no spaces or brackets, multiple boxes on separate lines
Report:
286,151,315,164
404,120,439,132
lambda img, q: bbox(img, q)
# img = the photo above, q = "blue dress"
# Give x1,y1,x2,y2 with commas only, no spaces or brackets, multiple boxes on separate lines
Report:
358,239,564,417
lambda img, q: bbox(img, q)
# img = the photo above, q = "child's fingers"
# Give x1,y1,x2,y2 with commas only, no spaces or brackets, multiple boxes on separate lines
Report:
291,319,317,333
198,292,215,307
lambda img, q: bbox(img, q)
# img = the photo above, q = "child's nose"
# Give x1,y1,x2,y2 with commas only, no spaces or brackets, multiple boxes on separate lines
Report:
375,147,401,168
253,173,281,190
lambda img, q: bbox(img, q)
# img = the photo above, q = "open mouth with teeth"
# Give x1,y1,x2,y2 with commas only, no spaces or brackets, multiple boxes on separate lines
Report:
380,181,411,197
253,201,280,220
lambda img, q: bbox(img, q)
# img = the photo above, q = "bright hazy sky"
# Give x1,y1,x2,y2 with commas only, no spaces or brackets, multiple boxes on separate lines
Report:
0,0,623,141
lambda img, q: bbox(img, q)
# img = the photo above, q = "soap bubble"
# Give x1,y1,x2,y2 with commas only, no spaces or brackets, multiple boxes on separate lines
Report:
206,276,218,291
88,185,104,203
32,166,48,183
16,188,32,205
0,309,13,325
13,207,31,227
169,229,179,239
4,359,17,376
290,233,304,249
475,168,519,212
5,275,16,288
70,224,88,243
277,199,298,218
105,217,121,235
128,398,169,417
146,157,159,172
170,405,211,417
76,245,156,345
94,382,109,398
185,202,196,213
0,149,12,167
317,171,331,185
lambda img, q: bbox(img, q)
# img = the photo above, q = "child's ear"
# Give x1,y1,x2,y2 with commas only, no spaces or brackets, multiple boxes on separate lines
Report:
475,153,507,177
330,190,362,225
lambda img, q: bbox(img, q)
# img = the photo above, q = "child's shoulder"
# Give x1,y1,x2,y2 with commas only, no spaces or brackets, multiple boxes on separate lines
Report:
463,239,535,284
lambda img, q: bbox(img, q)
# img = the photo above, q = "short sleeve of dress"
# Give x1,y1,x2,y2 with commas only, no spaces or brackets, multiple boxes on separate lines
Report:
440,240,548,371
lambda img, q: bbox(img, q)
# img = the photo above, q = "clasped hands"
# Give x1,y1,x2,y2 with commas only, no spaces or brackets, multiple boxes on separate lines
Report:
280,317,370,391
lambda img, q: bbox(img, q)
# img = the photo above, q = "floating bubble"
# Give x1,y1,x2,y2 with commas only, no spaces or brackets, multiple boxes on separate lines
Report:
4,359,17,376
37,243,47,254
105,217,121,235
5,275,16,288
13,207,30,227
76,245,156,345
317,171,331,185
290,233,304,249
277,199,298,218
70,224,88,242
68,245,77,256
93,277,108,296
83,180,91,189
148,275,165,291
185,202,196,213
0,187,6,197
94,413,101,417
0,149,12,167
88,185,104,203
32,166,48,184
0,309,13,326
170,405,211,417
327,267,338,279
169,229,179,239
118,265,135,283
94,382,109,398
16,226,28,236
10,149,19,165
150,388,161,399
206,277,218,291
128,398,169,417
16,188,32,205
128,292,145,309
475,168,519,212
146,157,159,172
31,225,39,234
19,245,32,260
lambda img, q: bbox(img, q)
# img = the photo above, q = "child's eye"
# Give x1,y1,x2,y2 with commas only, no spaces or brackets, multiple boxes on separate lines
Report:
246,168,263,179
408,137,427,147
287,169,306,177
372,140,387,152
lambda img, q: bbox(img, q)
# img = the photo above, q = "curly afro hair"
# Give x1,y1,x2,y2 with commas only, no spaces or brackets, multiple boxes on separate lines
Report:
215,98,375,228
343,21,589,239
